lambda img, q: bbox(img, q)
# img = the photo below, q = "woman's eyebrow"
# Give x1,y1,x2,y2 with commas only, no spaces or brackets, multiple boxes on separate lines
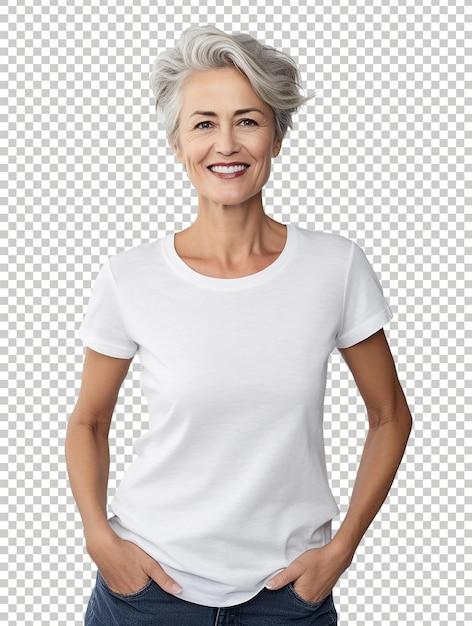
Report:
190,108,265,117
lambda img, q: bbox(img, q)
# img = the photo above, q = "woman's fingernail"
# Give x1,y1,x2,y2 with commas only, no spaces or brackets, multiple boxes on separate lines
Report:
171,583,182,594
265,580,275,589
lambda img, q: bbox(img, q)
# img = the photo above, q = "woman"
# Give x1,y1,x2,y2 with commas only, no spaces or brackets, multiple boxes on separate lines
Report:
66,26,412,625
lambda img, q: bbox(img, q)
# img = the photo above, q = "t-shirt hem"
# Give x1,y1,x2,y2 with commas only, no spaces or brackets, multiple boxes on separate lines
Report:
108,504,339,607
335,306,393,349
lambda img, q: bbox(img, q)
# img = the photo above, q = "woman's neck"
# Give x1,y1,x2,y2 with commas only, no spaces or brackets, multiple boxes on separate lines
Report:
173,196,287,278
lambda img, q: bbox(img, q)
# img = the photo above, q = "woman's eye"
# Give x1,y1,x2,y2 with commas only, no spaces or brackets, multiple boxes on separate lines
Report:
195,121,213,129
239,118,257,127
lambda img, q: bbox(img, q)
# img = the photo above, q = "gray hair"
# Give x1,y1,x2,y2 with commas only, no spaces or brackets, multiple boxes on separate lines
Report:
150,26,312,145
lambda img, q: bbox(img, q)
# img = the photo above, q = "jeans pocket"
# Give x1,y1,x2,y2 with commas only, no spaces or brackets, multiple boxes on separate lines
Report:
286,583,330,610
97,570,154,600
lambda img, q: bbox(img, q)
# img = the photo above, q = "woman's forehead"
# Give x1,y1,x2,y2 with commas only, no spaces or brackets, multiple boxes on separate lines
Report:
180,68,271,115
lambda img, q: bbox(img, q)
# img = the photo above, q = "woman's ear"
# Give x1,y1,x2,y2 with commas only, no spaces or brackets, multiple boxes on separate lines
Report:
170,131,184,163
272,135,283,158
172,142,184,164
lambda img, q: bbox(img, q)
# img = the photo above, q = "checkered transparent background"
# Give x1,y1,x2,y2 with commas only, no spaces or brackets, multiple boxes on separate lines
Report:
3,0,470,624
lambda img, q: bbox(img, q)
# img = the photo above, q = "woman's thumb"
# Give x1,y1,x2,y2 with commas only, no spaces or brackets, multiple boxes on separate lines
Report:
147,561,182,596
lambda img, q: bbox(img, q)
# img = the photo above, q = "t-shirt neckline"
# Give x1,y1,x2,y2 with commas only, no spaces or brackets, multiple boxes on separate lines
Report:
163,223,295,290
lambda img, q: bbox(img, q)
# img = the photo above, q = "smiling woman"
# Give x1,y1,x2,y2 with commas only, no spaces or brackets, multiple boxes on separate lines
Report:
67,25,412,626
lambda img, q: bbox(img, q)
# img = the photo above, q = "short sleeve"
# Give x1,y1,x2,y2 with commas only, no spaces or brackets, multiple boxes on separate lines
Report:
335,241,393,349
79,260,139,359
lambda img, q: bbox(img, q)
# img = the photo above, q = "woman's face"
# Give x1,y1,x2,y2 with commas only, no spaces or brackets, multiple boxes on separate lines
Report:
173,67,282,209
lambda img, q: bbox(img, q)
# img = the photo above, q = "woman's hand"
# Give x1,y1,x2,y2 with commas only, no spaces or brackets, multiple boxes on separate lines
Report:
86,526,182,596
265,541,352,604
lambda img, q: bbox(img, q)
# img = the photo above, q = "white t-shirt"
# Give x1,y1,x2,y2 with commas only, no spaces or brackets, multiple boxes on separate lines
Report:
79,224,393,607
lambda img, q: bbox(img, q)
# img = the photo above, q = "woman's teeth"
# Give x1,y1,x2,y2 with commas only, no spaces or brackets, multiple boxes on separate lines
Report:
209,165,248,173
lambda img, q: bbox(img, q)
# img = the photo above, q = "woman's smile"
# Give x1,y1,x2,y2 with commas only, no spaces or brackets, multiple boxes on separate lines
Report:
207,162,250,178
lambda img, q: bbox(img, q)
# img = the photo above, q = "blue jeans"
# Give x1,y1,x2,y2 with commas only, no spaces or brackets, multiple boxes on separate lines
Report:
85,571,338,625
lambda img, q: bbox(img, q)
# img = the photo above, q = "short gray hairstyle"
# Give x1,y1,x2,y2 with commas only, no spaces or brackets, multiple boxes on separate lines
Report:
150,26,312,145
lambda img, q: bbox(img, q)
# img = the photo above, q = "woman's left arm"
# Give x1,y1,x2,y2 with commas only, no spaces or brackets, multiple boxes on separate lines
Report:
266,329,412,602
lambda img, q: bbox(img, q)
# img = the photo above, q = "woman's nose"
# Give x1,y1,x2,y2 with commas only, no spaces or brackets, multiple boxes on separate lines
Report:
214,126,240,155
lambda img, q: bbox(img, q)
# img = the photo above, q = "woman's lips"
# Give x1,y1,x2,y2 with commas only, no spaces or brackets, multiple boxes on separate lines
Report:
207,164,250,179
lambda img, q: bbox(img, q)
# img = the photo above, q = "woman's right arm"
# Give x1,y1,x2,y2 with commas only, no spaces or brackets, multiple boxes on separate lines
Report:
65,348,182,595
65,348,131,542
